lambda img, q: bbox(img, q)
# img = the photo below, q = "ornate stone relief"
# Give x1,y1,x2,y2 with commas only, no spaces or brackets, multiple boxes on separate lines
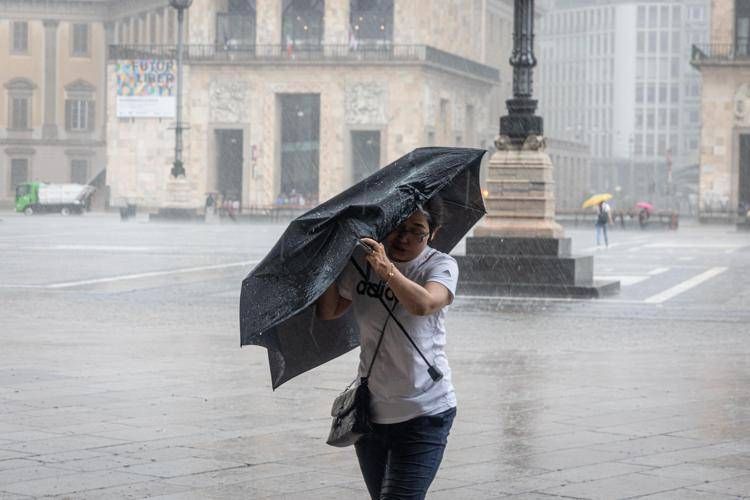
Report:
733,83,750,126
209,80,251,123
345,83,386,125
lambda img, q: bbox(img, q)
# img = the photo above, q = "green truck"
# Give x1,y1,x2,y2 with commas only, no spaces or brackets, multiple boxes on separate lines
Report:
15,182,96,215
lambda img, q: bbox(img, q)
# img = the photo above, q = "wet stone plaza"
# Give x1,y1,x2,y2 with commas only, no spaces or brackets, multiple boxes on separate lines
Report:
1,212,749,499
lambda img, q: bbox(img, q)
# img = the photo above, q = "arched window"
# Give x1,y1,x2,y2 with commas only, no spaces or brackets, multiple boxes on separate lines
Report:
282,0,324,47
350,0,393,46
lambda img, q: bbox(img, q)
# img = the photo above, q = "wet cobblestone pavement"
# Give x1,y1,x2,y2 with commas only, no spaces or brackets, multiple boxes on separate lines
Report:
0,213,749,499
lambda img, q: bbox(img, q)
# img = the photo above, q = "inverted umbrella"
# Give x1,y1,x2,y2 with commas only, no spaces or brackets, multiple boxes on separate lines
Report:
240,147,486,389
582,193,613,208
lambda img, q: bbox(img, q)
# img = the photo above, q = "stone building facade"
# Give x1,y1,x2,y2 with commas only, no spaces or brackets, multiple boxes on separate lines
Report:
105,0,512,211
0,0,109,207
692,0,750,220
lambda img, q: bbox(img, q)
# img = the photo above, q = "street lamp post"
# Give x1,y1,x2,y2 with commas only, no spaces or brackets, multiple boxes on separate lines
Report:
455,0,619,298
500,0,543,145
169,0,192,178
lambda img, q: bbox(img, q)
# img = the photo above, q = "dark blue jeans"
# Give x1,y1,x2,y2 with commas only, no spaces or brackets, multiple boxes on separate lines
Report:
355,407,456,500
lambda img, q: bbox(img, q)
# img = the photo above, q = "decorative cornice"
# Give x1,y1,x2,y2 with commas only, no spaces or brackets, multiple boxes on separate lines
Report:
4,147,36,156
1,138,105,148
64,148,97,156
4,78,37,90
64,79,96,92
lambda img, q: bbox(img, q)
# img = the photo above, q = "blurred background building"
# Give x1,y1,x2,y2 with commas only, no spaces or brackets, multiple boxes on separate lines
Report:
0,0,518,211
104,0,516,211
0,0,110,208
537,0,710,214
692,0,750,222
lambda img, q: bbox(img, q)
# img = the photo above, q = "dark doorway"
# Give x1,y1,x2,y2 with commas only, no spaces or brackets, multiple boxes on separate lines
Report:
280,94,319,205
216,129,243,203
10,158,28,194
351,130,380,184
739,134,750,213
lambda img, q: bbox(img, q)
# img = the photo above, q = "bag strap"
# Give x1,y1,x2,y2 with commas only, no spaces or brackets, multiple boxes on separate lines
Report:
349,251,443,382
364,301,396,379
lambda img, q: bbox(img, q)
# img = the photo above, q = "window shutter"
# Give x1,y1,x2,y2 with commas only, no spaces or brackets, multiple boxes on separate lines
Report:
65,100,72,131
87,100,95,131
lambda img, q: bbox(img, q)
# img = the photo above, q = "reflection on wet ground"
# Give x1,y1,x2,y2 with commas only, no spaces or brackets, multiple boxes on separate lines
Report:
0,215,749,498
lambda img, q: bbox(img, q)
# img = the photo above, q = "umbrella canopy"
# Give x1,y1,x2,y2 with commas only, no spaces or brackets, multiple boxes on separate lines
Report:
240,147,486,389
636,201,654,212
582,193,613,208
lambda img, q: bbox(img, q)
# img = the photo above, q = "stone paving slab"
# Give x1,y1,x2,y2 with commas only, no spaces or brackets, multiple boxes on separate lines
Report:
1,217,749,498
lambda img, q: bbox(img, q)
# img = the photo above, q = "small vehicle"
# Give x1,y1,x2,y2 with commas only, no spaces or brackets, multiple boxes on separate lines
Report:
15,182,95,215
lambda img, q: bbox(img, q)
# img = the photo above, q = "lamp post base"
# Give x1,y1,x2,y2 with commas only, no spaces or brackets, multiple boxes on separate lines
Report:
150,176,202,222
456,236,620,298
456,137,619,298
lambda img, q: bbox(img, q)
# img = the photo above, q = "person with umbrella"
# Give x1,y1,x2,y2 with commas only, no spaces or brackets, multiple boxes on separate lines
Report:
316,194,458,500
583,193,613,248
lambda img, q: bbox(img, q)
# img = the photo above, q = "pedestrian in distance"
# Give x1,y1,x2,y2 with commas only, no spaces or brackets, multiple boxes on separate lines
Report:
595,200,612,247
316,195,458,500
638,208,650,230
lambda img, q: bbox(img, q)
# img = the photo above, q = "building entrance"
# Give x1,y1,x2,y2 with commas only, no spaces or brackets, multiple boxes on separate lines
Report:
280,94,319,205
351,130,380,184
215,129,243,204
739,134,750,213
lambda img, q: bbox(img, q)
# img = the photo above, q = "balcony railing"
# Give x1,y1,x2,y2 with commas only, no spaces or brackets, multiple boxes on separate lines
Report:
108,44,500,82
691,43,750,65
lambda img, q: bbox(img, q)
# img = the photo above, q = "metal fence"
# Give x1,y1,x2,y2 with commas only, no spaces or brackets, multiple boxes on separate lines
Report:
108,44,499,81
691,43,750,64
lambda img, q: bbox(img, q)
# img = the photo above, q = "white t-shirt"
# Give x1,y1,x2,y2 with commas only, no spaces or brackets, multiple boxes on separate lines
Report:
338,245,458,424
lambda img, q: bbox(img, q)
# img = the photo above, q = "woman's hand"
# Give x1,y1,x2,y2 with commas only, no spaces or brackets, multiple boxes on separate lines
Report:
360,237,393,281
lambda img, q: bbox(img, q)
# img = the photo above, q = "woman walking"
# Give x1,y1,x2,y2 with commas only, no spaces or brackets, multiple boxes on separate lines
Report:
316,196,458,500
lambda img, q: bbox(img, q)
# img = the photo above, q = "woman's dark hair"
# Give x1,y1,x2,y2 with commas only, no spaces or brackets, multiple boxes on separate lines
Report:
417,194,444,235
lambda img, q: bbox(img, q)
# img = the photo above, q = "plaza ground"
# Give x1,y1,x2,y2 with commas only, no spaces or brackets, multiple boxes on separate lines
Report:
0,213,749,499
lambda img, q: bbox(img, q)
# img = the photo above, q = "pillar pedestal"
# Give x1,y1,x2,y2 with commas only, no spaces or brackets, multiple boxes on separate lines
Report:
457,136,619,298
150,177,202,222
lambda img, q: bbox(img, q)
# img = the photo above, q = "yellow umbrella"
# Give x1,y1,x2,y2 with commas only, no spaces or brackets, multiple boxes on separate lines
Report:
582,193,613,208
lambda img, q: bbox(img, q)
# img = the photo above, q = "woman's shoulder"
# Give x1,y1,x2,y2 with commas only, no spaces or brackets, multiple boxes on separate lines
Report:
425,248,458,269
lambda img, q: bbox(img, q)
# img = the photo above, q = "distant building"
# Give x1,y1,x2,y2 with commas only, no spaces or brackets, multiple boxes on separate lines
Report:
538,0,709,212
692,0,750,221
105,0,513,211
2,0,516,212
546,138,591,211
0,0,109,208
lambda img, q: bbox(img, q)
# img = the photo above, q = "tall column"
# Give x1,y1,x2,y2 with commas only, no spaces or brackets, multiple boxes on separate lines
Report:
456,0,619,298
475,0,560,238
42,19,59,139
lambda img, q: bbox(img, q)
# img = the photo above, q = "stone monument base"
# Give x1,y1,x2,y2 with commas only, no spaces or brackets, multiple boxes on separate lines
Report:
456,236,620,298
150,177,202,222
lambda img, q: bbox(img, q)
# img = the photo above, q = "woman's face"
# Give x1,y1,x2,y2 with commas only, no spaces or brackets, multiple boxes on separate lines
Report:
384,211,431,262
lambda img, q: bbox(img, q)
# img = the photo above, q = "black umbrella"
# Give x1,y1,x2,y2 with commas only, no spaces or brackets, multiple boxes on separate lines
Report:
240,147,486,389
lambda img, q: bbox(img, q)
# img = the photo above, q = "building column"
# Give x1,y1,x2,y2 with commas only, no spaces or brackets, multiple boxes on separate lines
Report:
42,19,59,139
324,0,349,45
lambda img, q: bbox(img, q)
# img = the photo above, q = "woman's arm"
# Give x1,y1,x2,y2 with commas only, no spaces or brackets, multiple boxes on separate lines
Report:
360,237,452,316
315,281,352,320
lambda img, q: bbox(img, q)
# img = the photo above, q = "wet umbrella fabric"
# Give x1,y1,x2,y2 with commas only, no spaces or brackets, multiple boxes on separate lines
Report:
582,193,613,209
240,147,486,389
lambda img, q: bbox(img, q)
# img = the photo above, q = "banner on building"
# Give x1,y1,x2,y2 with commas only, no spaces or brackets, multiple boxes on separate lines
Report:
115,59,176,118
